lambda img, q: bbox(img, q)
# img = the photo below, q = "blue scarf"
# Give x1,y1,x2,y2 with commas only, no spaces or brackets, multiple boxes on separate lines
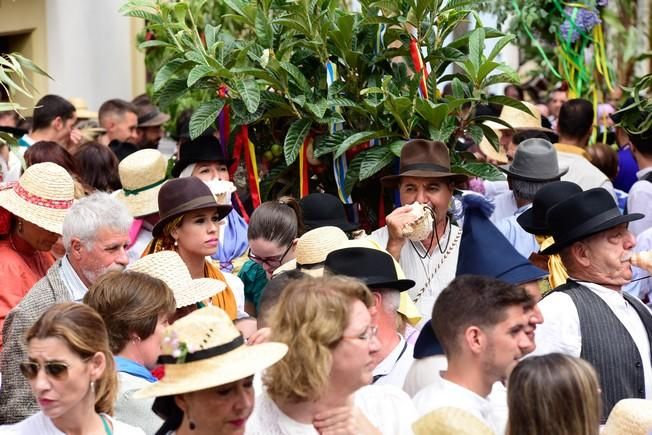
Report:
114,356,157,383
212,209,249,272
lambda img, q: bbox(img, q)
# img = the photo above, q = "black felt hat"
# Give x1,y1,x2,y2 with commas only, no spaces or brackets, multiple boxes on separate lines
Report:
517,181,582,235
300,192,358,232
171,135,234,177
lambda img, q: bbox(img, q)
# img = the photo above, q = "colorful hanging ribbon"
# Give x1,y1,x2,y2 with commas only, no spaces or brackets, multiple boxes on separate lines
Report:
409,38,428,99
218,84,231,166
235,126,261,209
299,134,312,198
326,59,352,204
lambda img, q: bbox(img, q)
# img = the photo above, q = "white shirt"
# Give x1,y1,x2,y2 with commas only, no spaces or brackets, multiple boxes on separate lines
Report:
533,280,652,398
482,180,509,200
0,411,145,434
413,371,502,434
625,228,652,305
489,191,517,224
494,204,539,259
557,151,616,199
372,334,414,388
369,224,461,318
221,270,248,319
246,385,417,435
0,150,21,183
58,255,88,302
626,167,652,236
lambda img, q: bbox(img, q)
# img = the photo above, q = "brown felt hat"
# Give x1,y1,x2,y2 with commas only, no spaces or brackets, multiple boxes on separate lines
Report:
381,139,468,188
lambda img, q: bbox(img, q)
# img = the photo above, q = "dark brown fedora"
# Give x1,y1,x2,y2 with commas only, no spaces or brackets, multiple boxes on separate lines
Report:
381,139,468,188
152,177,232,237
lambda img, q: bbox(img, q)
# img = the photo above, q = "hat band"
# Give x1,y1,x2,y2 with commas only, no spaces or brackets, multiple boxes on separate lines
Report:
158,335,244,365
138,110,162,125
13,182,73,210
124,178,167,196
557,208,622,244
400,163,450,174
297,260,326,269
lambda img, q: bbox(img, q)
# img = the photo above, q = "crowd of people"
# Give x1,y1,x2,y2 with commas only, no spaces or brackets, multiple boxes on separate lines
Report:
1,85,652,435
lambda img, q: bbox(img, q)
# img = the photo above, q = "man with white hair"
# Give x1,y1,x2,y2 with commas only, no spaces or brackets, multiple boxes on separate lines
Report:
0,192,132,423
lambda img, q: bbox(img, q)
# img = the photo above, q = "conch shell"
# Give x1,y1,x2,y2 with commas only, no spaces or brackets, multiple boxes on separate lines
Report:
401,203,434,241
629,251,652,272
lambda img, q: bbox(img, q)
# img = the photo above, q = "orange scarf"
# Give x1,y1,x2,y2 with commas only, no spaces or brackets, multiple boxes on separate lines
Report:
204,260,238,320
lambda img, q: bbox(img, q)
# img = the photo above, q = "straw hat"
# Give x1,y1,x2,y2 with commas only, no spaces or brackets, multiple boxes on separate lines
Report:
478,136,508,164
69,97,97,120
128,251,225,308
603,399,652,435
273,226,349,277
134,305,287,398
114,149,168,218
0,162,74,234
412,407,494,435
483,101,551,133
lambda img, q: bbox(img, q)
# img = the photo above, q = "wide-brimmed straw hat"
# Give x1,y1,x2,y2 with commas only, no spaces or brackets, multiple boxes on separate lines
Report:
499,138,568,182
412,407,494,435
478,136,508,164
541,188,643,255
152,177,232,237
69,97,97,120
128,251,225,308
114,149,168,218
381,139,468,187
603,399,652,435
273,226,349,277
0,162,74,234
134,305,287,399
483,101,553,133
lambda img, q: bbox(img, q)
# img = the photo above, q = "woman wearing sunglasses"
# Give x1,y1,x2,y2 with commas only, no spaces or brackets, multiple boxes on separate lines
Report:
144,177,246,321
247,275,417,434
238,197,303,316
3,303,144,434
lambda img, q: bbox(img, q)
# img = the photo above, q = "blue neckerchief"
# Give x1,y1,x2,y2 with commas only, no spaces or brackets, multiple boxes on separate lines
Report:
114,356,157,383
212,209,249,272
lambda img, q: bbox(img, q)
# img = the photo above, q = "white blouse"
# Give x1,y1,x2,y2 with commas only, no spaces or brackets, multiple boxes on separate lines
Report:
0,412,145,435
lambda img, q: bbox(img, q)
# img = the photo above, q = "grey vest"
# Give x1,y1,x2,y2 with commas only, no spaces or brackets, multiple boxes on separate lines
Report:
555,281,652,421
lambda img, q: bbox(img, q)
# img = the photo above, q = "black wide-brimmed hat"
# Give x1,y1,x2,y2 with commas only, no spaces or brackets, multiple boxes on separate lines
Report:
517,181,582,235
540,188,643,255
381,139,468,187
171,134,234,177
300,192,358,232
152,177,232,237
324,247,415,291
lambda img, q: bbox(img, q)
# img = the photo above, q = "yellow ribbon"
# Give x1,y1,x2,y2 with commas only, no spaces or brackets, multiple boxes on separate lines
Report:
536,235,569,288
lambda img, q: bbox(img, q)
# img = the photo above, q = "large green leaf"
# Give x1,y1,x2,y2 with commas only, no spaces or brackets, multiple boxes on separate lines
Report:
344,152,363,196
415,99,449,129
487,34,516,63
155,78,189,109
280,62,311,94
233,77,261,113
359,145,395,180
284,118,312,165
153,59,186,92
487,95,533,116
187,64,213,87
138,40,175,50
334,130,391,159
189,99,225,140
468,28,485,72
452,160,504,181
255,11,274,47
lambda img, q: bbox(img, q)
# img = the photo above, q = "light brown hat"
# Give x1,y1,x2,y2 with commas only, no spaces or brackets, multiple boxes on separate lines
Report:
69,97,98,120
273,226,349,277
482,101,552,133
0,162,74,234
128,251,225,308
412,407,494,435
134,305,287,398
114,149,168,218
603,399,652,435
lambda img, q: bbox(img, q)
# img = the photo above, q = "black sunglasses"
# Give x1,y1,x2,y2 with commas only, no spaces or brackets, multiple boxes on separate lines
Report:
247,243,293,268
19,361,70,381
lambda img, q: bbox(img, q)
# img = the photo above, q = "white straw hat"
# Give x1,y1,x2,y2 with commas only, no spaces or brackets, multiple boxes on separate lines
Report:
128,251,225,308
603,399,652,435
114,149,168,218
412,407,494,435
0,162,74,234
134,305,287,398
273,226,349,277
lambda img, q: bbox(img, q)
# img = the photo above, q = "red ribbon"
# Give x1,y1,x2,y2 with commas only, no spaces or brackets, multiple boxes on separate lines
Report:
238,126,261,209
409,38,428,99
299,134,311,198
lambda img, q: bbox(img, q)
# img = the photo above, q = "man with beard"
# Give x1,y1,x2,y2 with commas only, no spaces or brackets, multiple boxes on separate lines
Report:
133,101,170,150
0,192,132,423
532,187,652,421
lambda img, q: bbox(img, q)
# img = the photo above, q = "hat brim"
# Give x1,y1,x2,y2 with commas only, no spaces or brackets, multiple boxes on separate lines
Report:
152,200,232,237
498,262,548,286
140,112,171,127
365,277,415,292
171,158,236,178
381,171,469,188
0,189,69,235
498,165,569,182
540,213,644,255
484,120,555,134
304,218,359,232
114,181,166,218
134,342,288,398
516,209,546,235
478,139,508,164
174,278,225,308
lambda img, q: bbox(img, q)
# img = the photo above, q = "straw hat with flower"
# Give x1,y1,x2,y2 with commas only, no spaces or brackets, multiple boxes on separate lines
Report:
603,399,652,435
128,251,225,308
0,162,74,234
114,149,168,218
273,226,349,277
412,407,494,435
134,305,287,399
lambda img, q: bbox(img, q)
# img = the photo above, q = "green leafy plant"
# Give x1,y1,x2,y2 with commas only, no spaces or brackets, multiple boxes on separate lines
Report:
121,0,523,204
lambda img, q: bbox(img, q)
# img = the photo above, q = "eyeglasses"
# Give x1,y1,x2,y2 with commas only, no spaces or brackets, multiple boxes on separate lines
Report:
342,325,378,342
247,243,293,269
19,361,70,381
